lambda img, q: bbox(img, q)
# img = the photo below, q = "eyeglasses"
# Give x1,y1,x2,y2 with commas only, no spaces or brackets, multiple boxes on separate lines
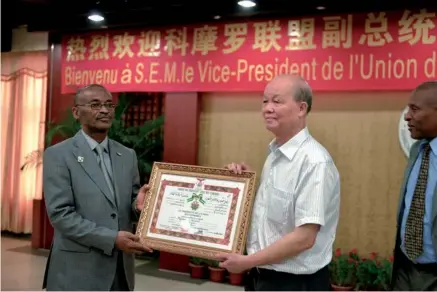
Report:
75,103,117,110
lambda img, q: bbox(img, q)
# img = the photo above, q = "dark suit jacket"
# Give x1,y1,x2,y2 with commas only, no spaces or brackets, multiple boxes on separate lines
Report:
391,141,437,286
42,131,141,291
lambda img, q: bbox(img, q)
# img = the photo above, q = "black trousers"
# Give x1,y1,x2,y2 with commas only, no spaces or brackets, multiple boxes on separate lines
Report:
244,265,330,291
392,251,437,291
110,252,130,291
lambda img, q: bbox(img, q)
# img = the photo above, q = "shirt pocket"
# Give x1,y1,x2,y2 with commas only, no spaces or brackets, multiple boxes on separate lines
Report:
266,187,291,224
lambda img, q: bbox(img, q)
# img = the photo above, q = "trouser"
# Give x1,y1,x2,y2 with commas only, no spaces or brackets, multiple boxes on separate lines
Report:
111,252,130,291
392,251,437,291
244,265,330,291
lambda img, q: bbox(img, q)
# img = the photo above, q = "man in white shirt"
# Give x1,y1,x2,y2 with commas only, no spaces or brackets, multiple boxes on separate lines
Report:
219,74,340,291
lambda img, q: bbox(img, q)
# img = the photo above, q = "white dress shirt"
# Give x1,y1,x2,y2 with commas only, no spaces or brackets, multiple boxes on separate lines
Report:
246,127,340,274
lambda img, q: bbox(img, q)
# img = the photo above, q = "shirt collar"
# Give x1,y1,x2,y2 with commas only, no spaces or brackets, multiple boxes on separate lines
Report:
80,129,109,152
268,127,310,161
420,137,437,156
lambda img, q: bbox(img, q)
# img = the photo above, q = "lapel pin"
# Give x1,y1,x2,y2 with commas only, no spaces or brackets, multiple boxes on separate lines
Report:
116,152,122,156
77,156,84,163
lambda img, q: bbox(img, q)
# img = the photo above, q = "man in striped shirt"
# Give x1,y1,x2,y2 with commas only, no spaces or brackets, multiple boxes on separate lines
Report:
219,74,341,291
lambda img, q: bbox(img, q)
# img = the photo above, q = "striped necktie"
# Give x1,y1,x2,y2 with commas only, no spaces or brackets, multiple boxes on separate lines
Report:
404,143,431,260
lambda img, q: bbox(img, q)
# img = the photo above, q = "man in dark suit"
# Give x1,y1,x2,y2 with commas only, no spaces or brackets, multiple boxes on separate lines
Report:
43,84,152,290
391,81,437,290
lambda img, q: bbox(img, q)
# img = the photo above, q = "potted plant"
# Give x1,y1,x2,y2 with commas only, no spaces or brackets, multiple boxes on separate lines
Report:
228,270,245,286
374,256,394,291
206,259,226,283
20,108,81,172
188,257,207,279
21,94,164,259
106,94,164,184
21,93,164,185
329,248,356,291
355,252,381,291
227,250,248,286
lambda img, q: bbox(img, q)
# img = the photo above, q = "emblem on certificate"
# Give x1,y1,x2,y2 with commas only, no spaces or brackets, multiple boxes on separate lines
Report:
136,162,257,259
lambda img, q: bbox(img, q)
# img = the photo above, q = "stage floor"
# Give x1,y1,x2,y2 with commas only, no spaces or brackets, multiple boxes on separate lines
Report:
1,234,242,291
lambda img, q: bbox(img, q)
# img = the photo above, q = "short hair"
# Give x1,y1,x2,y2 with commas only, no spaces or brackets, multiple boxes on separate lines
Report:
273,74,313,114
412,80,437,95
412,81,437,106
74,84,112,105
291,77,313,114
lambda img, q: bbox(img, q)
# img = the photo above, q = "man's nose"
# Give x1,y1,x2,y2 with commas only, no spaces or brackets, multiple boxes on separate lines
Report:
99,105,109,113
263,102,274,113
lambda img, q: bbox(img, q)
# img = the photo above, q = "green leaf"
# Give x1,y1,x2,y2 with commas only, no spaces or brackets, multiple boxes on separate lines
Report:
21,93,165,185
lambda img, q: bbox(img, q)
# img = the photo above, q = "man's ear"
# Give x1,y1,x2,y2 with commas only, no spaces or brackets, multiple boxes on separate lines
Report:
299,102,308,117
72,107,79,120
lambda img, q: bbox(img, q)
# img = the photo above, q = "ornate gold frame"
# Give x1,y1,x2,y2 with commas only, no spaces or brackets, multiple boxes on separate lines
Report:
136,162,257,260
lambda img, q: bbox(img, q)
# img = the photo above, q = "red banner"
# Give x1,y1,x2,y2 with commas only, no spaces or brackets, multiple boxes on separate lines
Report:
61,9,437,93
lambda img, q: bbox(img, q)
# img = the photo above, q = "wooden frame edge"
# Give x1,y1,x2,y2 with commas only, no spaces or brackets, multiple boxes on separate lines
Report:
135,162,257,260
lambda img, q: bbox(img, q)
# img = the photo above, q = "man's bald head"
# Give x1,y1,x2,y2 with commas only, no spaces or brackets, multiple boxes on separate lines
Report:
265,74,313,114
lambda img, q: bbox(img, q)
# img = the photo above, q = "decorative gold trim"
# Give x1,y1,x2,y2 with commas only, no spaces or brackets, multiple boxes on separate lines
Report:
1,68,48,81
136,162,256,260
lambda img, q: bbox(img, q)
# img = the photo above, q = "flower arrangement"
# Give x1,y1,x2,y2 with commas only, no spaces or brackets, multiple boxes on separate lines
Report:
329,248,358,289
375,257,394,291
355,252,394,291
329,248,393,291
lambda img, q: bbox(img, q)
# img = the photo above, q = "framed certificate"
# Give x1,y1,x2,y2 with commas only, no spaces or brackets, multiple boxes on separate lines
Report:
136,162,257,260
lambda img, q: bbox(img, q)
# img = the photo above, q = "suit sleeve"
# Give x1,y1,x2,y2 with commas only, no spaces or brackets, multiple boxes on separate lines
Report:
131,149,142,221
43,147,118,256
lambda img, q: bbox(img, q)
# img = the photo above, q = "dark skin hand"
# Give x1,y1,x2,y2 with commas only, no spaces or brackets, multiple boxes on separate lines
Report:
115,231,152,254
115,184,153,254
135,184,150,211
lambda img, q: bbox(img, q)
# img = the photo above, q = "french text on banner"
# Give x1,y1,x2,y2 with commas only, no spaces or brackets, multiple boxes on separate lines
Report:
61,9,437,93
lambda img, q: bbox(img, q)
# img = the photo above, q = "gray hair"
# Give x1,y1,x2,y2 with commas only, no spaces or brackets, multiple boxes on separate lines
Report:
74,84,112,105
292,78,313,114
273,74,313,114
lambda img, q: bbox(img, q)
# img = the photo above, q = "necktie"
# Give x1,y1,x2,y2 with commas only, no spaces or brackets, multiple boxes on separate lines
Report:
404,143,431,260
95,145,115,199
